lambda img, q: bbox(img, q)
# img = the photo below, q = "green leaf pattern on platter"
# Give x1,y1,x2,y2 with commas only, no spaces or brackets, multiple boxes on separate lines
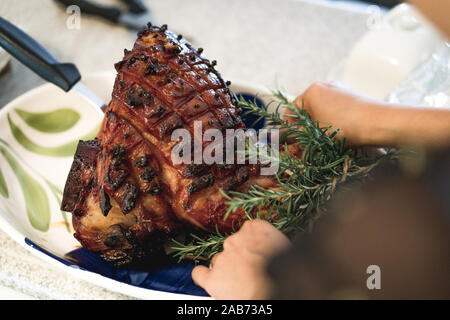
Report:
1,107,100,231
0,166,9,198
7,112,100,157
15,108,80,133
0,146,50,232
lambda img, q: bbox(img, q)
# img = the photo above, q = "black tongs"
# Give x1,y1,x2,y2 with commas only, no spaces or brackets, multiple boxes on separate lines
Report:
54,0,152,30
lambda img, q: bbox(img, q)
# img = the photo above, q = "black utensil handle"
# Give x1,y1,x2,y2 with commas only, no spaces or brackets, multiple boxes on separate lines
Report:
55,0,121,23
0,17,80,92
121,0,148,14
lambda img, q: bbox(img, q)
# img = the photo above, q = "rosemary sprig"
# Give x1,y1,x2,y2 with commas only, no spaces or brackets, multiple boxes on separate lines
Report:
171,229,226,262
170,91,395,262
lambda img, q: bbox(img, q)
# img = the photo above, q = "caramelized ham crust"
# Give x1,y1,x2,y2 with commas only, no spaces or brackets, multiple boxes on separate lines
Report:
61,24,277,266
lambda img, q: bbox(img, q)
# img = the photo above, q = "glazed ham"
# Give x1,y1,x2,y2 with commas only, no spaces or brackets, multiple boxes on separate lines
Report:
61,24,275,266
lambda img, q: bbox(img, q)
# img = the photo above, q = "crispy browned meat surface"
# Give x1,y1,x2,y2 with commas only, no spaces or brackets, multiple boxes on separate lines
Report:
61,24,276,266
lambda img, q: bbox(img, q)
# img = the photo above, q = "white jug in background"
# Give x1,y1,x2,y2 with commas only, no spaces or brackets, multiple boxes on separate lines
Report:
343,3,444,100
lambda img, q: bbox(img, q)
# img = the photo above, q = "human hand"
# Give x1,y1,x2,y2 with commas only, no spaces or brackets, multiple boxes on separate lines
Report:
191,219,291,300
284,82,379,147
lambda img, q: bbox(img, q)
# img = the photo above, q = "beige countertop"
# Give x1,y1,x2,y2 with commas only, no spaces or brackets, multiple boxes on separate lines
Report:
0,0,371,299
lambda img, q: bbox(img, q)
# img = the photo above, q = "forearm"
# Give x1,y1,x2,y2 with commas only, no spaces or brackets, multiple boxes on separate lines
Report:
294,83,450,150
356,102,450,149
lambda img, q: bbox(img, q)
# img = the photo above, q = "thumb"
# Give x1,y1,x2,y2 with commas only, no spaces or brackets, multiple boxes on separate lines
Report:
191,265,210,287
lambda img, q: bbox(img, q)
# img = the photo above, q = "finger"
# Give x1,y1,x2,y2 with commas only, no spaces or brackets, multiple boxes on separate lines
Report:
240,219,270,234
222,234,238,251
191,265,210,287
210,251,223,268
240,219,259,232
